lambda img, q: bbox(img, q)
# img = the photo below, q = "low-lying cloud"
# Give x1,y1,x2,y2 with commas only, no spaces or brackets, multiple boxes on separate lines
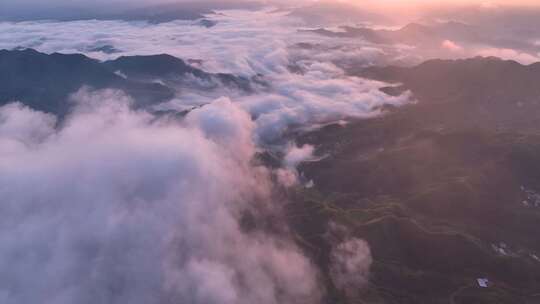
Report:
0,9,411,143
0,90,322,304
330,238,373,298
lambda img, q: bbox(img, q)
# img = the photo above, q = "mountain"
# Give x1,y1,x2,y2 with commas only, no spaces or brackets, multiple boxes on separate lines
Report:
305,21,539,55
104,54,253,91
0,49,254,115
304,21,479,47
356,57,540,132
425,5,540,40
284,56,540,303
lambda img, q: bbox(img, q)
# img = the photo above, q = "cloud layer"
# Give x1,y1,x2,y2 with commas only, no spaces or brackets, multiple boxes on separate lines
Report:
0,90,322,304
330,238,373,297
0,10,411,142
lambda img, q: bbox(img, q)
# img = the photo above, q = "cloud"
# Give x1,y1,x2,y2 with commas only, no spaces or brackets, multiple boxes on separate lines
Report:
439,41,539,65
475,47,540,64
239,64,409,143
441,39,464,52
0,102,56,153
276,143,315,187
0,10,412,143
185,96,256,161
283,143,315,168
0,10,411,142
0,89,322,304
330,238,373,298
0,10,299,75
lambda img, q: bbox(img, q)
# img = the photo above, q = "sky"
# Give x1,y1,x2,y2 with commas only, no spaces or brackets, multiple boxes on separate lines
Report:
358,0,540,5
3,0,540,8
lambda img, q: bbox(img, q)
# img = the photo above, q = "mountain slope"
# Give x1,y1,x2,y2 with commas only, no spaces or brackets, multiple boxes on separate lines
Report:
304,22,479,47
104,54,253,91
354,57,540,133
0,49,254,115
0,49,173,114
285,56,540,303
305,21,539,56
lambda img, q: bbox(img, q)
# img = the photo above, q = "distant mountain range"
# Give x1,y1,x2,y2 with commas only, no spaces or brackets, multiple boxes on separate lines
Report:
288,2,390,26
0,49,255,116
305,21,540,55
354,56,540,133
305,22,478,46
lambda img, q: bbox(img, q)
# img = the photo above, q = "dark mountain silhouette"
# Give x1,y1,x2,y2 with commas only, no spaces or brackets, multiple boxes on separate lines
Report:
104,54,207,80
0,49,173,115
0,49,254,115
104,54,253,91
195,19,218,28
305,21,539,54
304,21,478,47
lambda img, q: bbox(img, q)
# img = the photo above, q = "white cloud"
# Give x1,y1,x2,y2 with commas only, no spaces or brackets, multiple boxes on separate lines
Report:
0,89,322,304
475,47,540,64
276,143,315,186
330,238,372,298
185,96,256,161
441,39,464,52
283,143,315,168
0,102,56,154
0,9,412,144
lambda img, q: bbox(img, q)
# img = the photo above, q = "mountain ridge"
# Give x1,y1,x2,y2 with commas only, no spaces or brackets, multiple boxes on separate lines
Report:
0,48,255,115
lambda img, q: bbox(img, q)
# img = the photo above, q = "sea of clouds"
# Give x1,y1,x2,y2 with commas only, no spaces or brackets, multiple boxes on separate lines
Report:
0,8,408,303
3,3,540,303
0,9,411,140
0,90,324,304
